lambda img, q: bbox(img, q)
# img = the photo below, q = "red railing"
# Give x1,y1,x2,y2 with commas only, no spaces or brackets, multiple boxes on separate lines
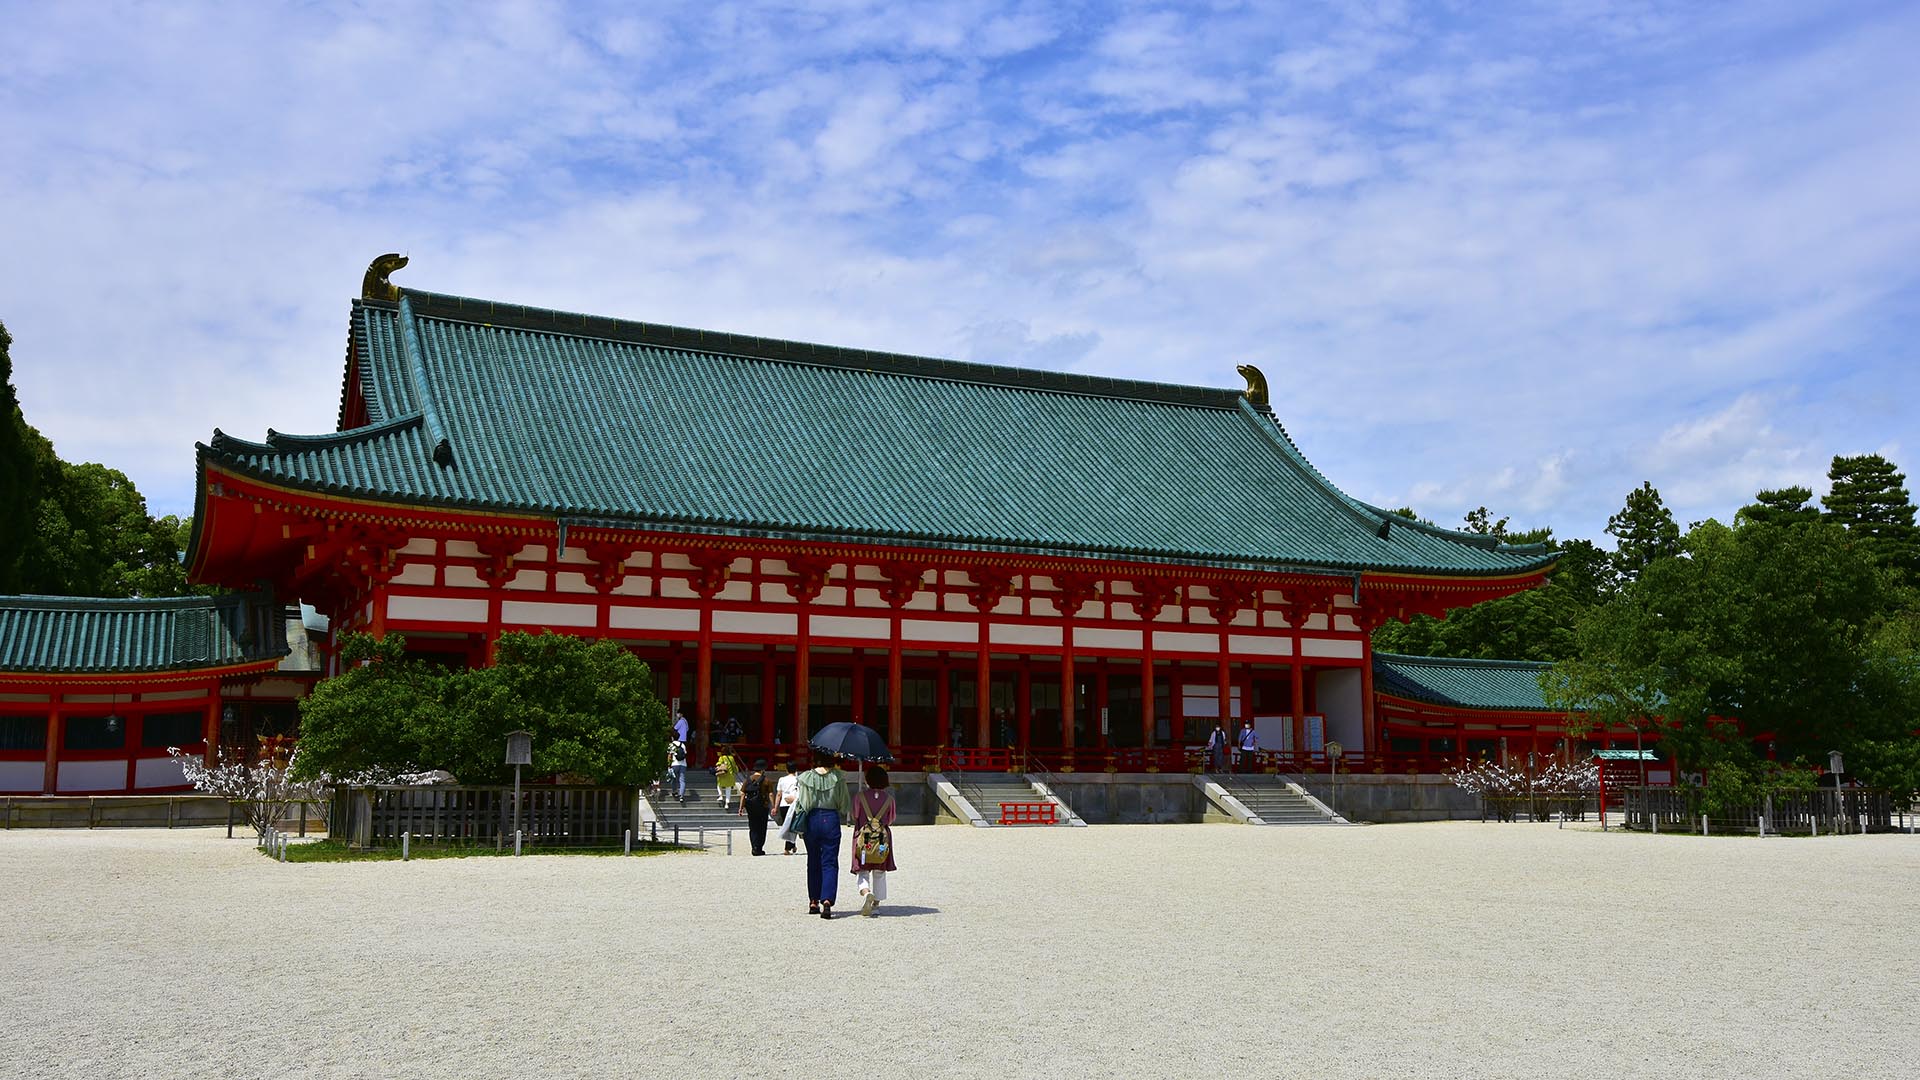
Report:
998,801,1057,825
712,742,1477,777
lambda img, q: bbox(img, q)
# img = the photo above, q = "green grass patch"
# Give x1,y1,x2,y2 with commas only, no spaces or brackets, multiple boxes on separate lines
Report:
273,838,695,863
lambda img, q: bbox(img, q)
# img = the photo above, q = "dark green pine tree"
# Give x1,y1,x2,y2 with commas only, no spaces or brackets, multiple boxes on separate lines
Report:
1606,481,1681,582
0,320,42,593
1736,485,1821,528
1823,454,1920,579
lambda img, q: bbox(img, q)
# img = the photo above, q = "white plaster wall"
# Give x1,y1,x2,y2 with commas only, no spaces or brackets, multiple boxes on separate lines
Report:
500,601,597,628
609,606,699,633
1316,668,1365,750
0,760,45,792
135,756,189,789
388,596,489,624
58,760,125,792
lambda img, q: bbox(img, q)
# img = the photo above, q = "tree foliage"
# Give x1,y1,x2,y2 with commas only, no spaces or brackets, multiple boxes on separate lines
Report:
1544,513,1920,794
0,320,40,594
1373,532,1613,664
0,318,192,597
1736,485,1820,529
1823,454,1919,582
1605,481,1681,582
294,631,670,787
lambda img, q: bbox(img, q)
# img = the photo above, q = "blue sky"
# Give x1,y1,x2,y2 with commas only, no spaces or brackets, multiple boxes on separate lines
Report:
4,1,1918,543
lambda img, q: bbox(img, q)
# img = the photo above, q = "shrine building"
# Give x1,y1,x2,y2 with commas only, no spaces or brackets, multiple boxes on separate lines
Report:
0,594,317,795
181,271,1559,773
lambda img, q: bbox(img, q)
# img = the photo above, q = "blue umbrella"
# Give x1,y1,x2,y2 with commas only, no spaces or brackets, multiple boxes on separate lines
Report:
808,721,895,763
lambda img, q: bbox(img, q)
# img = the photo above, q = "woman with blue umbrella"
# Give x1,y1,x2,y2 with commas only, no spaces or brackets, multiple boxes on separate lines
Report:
786,723,892,919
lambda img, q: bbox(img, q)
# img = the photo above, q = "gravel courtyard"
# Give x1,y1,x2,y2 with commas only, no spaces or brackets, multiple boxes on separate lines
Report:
3,822,1915,1079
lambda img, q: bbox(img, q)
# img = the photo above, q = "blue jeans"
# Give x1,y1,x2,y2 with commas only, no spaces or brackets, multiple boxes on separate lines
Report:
804,809,842,904
668,764,686,798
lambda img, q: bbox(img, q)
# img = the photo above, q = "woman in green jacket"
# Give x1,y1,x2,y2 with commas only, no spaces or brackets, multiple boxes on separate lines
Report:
790,748,851,918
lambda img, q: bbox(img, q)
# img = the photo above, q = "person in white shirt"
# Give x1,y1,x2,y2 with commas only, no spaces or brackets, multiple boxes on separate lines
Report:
667,739,689,802
775,762,802,855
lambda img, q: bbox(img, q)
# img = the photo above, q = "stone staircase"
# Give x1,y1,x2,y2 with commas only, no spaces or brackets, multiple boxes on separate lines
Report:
955,773,1078,826
1210,774,1347,825
644,769,749,840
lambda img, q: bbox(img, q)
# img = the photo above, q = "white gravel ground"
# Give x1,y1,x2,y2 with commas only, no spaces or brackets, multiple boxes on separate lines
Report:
2,822,1915,1079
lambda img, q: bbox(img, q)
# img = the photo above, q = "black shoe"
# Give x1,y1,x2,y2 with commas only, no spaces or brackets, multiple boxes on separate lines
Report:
808,903,820,915
820,903,833,920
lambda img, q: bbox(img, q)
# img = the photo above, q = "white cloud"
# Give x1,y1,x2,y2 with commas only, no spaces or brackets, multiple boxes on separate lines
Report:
0,0,1915,552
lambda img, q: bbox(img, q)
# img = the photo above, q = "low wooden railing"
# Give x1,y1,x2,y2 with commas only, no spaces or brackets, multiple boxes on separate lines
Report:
330,785,639,849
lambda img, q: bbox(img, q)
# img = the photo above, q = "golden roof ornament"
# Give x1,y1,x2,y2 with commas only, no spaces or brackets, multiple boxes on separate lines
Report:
1236,364,1268,407
361,253,409,302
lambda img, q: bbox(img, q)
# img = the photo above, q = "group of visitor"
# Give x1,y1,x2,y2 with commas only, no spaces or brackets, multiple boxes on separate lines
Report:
1205,721,1263,772
772,751,896,919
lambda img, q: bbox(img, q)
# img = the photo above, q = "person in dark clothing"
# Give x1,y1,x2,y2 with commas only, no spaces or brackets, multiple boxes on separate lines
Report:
742,758,772,856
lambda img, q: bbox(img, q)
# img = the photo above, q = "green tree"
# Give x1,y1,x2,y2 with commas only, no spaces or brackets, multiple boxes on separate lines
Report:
294,631,669,787
446,632,670,786
1823,454,1919,580
1736,485,1820,528
1373,534,1612,664
1605,481,1681,582
292,633,452,779
1545,514,1916,780
1462,506,1509,537
0,320,191,597
0,320,40,593
17,461,190,597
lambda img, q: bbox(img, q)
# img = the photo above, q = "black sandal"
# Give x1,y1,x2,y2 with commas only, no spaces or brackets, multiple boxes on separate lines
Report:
807,903,819,915
819,902,833,920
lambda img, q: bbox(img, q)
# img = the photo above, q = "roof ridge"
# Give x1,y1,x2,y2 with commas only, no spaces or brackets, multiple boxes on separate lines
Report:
390,289,1249,410
1376,651,1553,670
0,594,239,610
212,413,425,455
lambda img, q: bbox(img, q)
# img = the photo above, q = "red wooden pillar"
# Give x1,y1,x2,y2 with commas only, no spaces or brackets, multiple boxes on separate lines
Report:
851,652,866,729
760,651,776,744
44,707,61,795
203,697,220,766
1168,662,1185,745
1141,644,1157,749
793,613,811,747
974,648,991,750
1016,664,1032,754
1215,632,1233,741
695,607,713,765
1291,658,1307,756
935,662,951,746
1360,652,1378,754
124,694,140,792
1060,636,1076,754
887,619,904,746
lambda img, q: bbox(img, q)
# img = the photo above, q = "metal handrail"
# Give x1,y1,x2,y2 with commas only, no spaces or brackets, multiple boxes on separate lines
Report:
1019,751,1077,819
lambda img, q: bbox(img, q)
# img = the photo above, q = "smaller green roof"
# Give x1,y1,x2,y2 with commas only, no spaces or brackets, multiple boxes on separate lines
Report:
0,594,288,675
1373,652,1554,712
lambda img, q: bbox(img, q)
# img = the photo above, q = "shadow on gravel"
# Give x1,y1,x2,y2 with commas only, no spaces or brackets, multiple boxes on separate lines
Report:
874,905,940,917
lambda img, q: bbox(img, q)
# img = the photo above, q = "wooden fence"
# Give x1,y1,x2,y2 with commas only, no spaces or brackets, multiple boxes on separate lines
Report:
1479,793,1598,822
1623,786,1901,834
330,785,639,849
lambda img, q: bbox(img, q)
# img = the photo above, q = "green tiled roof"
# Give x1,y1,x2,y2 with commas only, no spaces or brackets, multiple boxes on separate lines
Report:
201,288,1556,577
1374,652,1555,712
0,594,288,674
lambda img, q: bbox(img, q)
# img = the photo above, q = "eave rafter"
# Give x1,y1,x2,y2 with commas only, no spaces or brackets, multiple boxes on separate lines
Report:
195,471,1551,615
